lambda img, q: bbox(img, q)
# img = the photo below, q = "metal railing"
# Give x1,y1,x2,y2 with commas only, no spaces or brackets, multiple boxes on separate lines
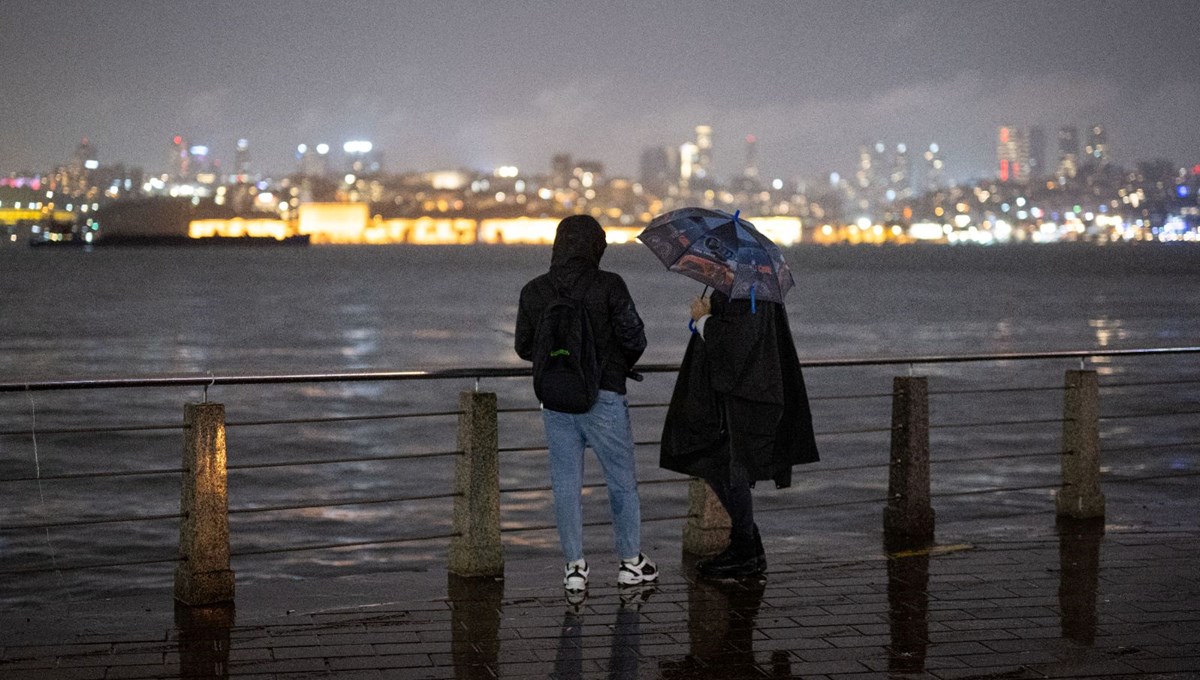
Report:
1,346,1198,604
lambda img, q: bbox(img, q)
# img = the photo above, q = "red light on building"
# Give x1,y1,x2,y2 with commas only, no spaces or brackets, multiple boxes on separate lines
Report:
1000,159,1010,182
173,135,182,145
1193,163,1200,175
1000,127,1010,144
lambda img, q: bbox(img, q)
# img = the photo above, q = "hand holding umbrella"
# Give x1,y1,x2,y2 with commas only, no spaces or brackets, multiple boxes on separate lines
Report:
637,207,794,314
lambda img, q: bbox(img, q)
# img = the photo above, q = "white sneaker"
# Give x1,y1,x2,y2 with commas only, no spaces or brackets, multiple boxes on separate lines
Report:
617,553,659,586
563,559,589,592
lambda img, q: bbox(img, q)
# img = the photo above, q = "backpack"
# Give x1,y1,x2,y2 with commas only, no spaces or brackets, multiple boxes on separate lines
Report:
532,273,602,413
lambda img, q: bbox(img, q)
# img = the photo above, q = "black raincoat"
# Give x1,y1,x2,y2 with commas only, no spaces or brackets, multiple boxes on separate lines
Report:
515,216,646,394
660,291,818,488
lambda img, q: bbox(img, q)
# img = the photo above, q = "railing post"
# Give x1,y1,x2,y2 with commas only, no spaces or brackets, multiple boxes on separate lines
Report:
884,376,934,549
175,402,235,606
682,477,731,555
449,391,504,577
1057,370,1105,519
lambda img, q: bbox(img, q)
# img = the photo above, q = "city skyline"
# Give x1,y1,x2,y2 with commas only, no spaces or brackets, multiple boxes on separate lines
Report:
3,1,1199,182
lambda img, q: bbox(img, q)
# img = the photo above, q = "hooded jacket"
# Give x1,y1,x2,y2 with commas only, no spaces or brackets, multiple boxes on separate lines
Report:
660,291,818,487
515,215,646,395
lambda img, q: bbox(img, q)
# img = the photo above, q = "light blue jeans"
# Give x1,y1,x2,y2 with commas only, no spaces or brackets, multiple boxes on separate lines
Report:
542,390,642,563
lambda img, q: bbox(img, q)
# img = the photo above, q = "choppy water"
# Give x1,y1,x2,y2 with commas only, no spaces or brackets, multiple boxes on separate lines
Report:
2,243,1199,607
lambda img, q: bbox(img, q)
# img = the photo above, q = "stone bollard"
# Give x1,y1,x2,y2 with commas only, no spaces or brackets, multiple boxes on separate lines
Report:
449,391,504,577
682,477,731,556
175,402,235,606
884,376,934,549
1057,370,1105,519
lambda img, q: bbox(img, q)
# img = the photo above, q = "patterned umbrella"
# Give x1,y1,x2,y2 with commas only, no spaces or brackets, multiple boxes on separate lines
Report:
637,207,794,304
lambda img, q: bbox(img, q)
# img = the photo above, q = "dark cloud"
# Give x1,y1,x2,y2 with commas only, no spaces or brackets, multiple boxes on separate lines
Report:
2,1,1198,182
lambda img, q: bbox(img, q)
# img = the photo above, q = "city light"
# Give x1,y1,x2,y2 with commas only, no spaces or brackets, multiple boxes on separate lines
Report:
343,140,373,154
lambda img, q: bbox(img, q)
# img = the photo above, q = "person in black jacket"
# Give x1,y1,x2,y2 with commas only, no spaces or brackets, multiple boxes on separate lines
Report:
515,215,658,595
660,289,819,578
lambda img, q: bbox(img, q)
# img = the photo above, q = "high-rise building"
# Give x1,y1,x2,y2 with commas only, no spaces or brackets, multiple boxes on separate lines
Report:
188,144,213,182
888,143,912,201
997,125,1030,183
234,139,250,180
922,143,946,192
854,142,887,212
743,134,759,181
639,146,678,197
679,141,699,190
551,153,572,189
343,140,381,175
1057,126,1080,181
169,135,189,182
65,137,97,195
296,143,331,177
1085,124,1108,163
1028,126,1047,179
693,125,713,183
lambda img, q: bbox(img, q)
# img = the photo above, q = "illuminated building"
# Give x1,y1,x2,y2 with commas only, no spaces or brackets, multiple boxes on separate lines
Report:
692,125,714,187
1085,124,1108,163
679,142,699,191
169,135,189,182
234,139,250,181
997,126,1030,183
343,140,381,175
188,144,216,184
296,143,331,177
297,202,370,243
889,143,912,201
922,143,946,192
854,143,887,213
1057,126,1080,181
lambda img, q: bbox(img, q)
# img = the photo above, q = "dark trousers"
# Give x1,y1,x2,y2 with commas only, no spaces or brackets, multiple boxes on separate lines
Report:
704,457,755,543
703,398,756,543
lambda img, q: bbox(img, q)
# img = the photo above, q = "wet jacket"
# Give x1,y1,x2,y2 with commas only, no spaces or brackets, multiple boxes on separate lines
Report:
660,291,818,487
515,217,646,395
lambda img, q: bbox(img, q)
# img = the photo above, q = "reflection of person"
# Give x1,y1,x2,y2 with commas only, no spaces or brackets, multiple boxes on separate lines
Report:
659,578,791,678
660,289,819,578
515,215,658,595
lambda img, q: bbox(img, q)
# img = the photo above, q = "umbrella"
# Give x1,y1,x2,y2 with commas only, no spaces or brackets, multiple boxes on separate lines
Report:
637,207,794,307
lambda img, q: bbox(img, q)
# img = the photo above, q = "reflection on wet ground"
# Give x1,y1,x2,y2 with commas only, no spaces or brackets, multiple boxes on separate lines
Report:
175,603,234,680
4,517,1197,679
1057,516,1104,646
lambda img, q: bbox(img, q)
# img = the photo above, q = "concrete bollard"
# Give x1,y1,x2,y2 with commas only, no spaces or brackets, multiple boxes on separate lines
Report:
175,402,235,606
449,391,504,578
1057,370,1105,519
682,477,732,556
884,376,935,549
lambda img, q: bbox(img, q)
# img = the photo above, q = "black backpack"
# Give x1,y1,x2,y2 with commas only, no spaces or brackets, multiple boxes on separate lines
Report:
532,273,602,413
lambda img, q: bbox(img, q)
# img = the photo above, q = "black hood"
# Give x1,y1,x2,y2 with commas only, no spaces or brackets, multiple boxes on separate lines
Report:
550,215,607,289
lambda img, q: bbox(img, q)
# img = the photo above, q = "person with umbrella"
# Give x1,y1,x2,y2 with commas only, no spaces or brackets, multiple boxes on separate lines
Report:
639,208,819,578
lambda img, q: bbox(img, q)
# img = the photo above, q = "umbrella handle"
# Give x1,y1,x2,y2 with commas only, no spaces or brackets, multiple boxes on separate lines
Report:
701,285,709,299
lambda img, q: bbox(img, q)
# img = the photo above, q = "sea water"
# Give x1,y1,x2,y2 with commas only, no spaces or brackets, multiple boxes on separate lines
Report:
1,243,1198,606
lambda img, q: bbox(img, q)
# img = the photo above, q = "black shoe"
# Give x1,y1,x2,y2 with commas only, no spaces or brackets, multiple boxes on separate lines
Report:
698,534,762,578
698,551,762,578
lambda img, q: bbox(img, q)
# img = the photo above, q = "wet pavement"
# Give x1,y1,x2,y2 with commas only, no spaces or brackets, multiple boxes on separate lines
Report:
2,513,1198,679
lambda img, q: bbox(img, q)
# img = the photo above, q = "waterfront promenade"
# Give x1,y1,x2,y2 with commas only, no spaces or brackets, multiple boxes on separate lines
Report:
2,348,1198,678
2,499,1198,679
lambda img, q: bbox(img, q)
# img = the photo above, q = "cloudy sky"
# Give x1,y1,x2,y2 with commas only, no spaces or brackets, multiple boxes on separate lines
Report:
3,0,1198,184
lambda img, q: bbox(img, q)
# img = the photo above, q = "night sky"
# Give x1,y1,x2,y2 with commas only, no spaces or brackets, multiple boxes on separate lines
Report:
3,0,1198,183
